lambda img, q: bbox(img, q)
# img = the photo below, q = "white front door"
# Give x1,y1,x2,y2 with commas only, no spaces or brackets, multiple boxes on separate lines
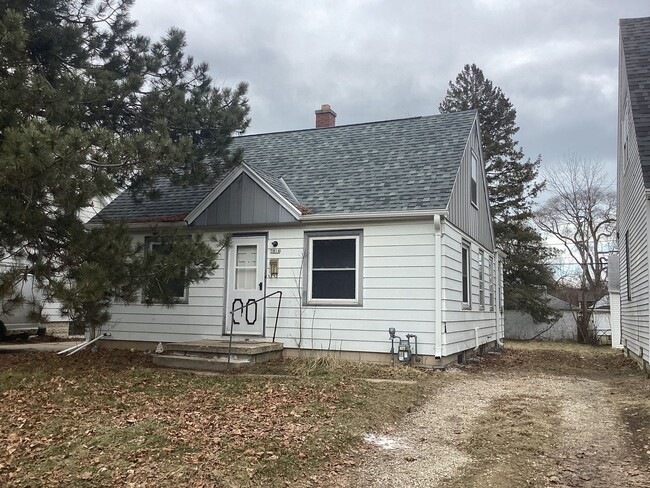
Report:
225,236,266,336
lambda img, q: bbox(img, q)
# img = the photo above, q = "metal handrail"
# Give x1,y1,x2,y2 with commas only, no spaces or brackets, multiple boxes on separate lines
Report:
226,290,283,369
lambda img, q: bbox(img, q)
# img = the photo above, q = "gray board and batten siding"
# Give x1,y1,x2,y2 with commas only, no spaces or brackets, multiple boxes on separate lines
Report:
618,17,650,363
446,119,495,251
190,173,297,227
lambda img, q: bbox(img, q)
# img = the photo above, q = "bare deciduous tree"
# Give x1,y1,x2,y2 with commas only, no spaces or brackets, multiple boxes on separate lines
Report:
535,157,616,343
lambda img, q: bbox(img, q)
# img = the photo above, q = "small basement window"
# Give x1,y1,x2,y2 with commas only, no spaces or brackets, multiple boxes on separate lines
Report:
306,231,362,305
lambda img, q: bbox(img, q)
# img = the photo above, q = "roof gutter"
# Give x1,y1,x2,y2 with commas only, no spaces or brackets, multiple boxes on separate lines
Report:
85,220,186,230
299,209,448,223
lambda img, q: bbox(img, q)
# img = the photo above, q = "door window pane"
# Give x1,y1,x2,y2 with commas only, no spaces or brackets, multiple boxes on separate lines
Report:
235,245,257,290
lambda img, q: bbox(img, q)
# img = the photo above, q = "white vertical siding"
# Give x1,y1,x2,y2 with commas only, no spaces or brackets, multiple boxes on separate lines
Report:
105,219,438,356
618,44,650,363
440,220,498,357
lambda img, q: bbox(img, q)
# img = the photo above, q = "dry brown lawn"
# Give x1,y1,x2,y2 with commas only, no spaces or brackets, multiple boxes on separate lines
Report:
1,342,649,487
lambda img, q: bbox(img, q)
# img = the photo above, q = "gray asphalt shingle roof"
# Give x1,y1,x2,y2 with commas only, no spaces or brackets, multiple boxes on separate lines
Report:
92,110,476,223
621,17,650,188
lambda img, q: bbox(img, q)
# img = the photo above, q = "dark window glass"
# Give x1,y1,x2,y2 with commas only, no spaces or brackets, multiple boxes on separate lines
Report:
626,231,631,301
313,239,356,268
148,240,186,300
471,153,478,204
311,237,357,300
312,270,356,299
462,245,469,304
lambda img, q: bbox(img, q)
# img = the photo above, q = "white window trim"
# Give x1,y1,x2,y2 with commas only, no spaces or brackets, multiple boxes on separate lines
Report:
621,97,630,175
478,250,485,310
488,256,494,311
305,232,362,306
462,242,471,309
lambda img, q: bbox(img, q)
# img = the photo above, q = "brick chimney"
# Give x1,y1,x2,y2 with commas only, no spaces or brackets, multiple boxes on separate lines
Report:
315,104,336,128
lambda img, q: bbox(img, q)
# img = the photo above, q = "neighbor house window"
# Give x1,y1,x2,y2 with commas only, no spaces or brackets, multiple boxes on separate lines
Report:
478,250,485,310
305,230,362,305
144,236,188,303
621,98,630,174
626,230,631,301
462,242,471,308
470,151,478,206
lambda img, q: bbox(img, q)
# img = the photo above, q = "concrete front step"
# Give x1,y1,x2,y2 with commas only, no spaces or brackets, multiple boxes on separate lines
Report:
153,354,252,372
163,340,283,357
153,339,284,372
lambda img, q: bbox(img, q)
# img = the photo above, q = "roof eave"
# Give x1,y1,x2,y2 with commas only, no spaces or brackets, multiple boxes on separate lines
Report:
299,209,448,223
85,220,187,230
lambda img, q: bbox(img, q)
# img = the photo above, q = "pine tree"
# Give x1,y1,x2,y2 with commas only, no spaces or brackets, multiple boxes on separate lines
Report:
0,0,249,333
439,64,557,322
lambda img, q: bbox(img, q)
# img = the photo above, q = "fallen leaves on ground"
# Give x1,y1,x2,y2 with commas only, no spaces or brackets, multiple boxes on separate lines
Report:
0,350,421,487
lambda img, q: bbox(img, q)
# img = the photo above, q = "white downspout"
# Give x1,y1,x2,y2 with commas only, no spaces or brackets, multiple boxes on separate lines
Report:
474,327,480,352
496,252,505,348
434,215,443,358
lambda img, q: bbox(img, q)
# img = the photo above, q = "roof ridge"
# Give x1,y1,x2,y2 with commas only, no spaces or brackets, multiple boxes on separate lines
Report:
236,109,477,140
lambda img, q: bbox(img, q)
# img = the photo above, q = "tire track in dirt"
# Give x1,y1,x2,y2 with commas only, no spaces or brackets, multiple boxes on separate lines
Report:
327,368,650,488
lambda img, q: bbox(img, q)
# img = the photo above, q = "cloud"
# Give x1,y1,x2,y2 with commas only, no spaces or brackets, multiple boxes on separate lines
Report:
129,0,650,177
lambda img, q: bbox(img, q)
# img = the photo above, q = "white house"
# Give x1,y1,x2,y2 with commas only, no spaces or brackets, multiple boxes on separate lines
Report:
90,107,504,368
616,17,650,368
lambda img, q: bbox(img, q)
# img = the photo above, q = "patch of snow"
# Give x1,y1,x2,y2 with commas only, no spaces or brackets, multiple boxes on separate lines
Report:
364,433,408,450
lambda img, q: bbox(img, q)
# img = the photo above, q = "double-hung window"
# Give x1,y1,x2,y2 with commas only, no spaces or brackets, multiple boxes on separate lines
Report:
305,231,362,305
488,256,494,311
462,242,471,308
626,230,631,301
478,250,485,309
143,236,188,304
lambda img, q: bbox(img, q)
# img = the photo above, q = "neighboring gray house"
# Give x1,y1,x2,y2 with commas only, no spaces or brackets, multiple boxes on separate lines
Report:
90,107,504,368
505,296,576,342
616,17,650,368
608,252,622,348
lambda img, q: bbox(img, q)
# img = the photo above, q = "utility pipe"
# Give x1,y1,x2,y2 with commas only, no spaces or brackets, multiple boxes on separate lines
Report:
58,332,111,356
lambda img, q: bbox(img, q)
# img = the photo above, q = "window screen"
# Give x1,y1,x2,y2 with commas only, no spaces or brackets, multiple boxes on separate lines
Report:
311,238,357,300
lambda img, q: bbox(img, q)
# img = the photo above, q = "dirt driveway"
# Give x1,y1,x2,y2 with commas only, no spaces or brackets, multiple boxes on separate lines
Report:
328,342,650,488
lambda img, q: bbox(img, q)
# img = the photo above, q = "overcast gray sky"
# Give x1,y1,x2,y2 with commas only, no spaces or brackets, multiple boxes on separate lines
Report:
130,0,648,179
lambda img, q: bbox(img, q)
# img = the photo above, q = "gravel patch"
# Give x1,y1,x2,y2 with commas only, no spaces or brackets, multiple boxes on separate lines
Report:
329,368,650,487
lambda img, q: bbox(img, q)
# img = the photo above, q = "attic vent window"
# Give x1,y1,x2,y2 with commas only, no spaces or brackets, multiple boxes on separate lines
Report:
470,151,478,206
